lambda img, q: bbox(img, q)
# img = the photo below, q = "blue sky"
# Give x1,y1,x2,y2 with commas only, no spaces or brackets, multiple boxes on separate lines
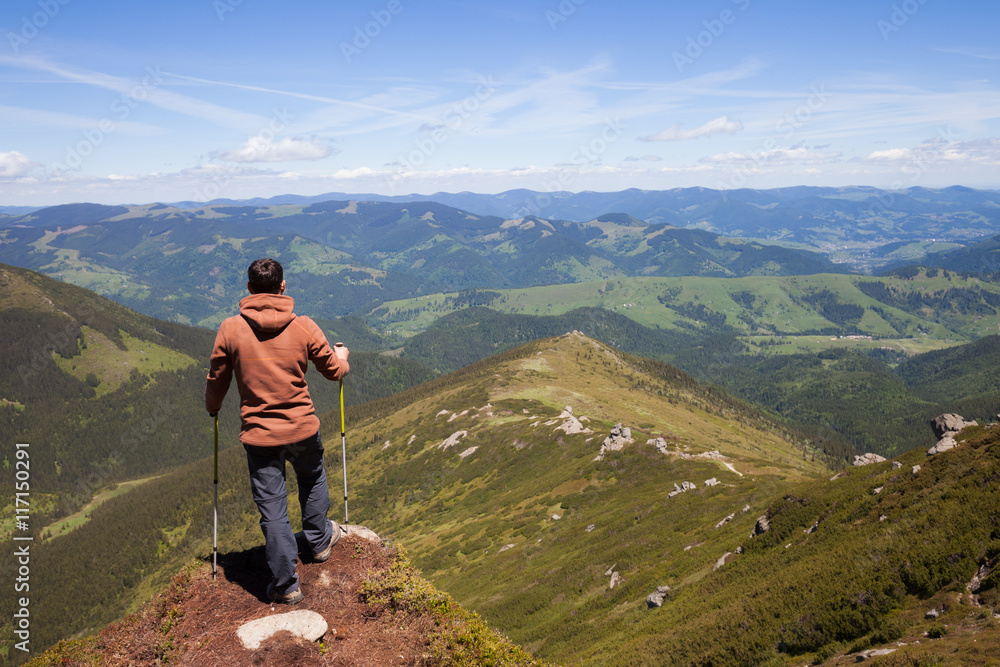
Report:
1,0,998,205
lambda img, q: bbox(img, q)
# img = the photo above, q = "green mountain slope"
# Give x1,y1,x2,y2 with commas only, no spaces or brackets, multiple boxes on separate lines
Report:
336,333,1000,665
4,331,999,665
0,200,846,327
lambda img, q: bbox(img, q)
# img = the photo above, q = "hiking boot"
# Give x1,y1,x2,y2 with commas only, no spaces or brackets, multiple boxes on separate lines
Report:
313,520,342,563
266,581,304,605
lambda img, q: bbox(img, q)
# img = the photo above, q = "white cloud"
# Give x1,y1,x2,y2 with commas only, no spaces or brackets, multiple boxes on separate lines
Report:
865,138,1000,166
640,115,743,142
700,147,842,165
623,154,663,162
216,135,337,163
0,151,37,178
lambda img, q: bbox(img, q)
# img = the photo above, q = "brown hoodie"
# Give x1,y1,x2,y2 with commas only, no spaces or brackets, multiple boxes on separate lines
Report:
205,293,348,446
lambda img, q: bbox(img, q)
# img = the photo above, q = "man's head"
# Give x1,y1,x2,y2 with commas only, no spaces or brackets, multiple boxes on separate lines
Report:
247,258,285,294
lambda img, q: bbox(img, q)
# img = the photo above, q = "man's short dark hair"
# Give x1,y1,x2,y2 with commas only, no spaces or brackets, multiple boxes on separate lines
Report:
248,258,283,294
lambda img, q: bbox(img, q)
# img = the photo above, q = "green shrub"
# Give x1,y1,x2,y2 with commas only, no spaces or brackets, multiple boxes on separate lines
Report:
925,624,947,639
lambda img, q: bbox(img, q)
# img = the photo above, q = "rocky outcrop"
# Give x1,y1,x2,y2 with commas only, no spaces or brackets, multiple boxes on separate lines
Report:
704,478,719,487
595,423,633,461
853,453,886,466
605,564,622,589
668,481,696,498
857,648,896,661
750,514,770,538
930,413,977,438
555,406,593,435
928,413,978,456
439,430,468,450
646,585,670,608
713,552,733,571
647,437,671,454
237,610,328,650
715,513,735,529
928,435,958,455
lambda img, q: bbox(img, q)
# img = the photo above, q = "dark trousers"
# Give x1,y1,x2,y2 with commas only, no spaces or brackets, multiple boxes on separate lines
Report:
244,431,332,594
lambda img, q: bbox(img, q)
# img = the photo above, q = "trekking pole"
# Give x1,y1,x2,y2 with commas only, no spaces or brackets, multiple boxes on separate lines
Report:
339,377,349,524
213,413,219,581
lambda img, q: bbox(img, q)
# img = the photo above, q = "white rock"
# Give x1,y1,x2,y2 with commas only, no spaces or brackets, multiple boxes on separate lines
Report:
912,464,921,474
928,436,958,456
458,446,478,458
439,430,468,450
646,585,670,608
344,524,381,543
857,648,896,661
498,543,515,553
585,524,595,532
705,478,719,487
713,552,732,571
853,453,887,466
237,610,327,650
609,571,622,589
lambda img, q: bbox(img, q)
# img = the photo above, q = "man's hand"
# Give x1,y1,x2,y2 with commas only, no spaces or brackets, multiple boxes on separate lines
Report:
334,342,350,363
334,342,350,376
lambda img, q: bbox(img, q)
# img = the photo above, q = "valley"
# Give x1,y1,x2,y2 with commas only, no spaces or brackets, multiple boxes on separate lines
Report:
4,185,1000,665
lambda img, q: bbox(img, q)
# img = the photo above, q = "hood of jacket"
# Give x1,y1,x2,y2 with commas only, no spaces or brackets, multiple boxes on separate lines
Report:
239,293,296,333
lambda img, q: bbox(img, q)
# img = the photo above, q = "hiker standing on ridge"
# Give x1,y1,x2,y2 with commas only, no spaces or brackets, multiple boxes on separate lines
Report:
205,257,350,605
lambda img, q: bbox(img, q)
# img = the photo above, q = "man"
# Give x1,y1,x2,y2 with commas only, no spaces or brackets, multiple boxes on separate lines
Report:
205,258,350,604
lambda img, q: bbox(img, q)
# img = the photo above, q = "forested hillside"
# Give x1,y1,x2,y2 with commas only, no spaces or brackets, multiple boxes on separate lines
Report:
0,199,845,326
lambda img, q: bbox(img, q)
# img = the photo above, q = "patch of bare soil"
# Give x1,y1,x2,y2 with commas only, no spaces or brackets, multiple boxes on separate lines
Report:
84,535,439,666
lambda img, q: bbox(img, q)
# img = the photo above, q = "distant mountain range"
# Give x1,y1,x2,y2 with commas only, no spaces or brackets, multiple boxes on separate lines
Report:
166,185,1000,264
7,185,1000,272
0,200,844,326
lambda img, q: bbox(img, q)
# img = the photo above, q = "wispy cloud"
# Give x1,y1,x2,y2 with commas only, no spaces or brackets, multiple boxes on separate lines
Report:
700,147,842,165
1,56,267,131
865,137,1000,166
933,47,1000,61
0,104,165,135
640,115,744,142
